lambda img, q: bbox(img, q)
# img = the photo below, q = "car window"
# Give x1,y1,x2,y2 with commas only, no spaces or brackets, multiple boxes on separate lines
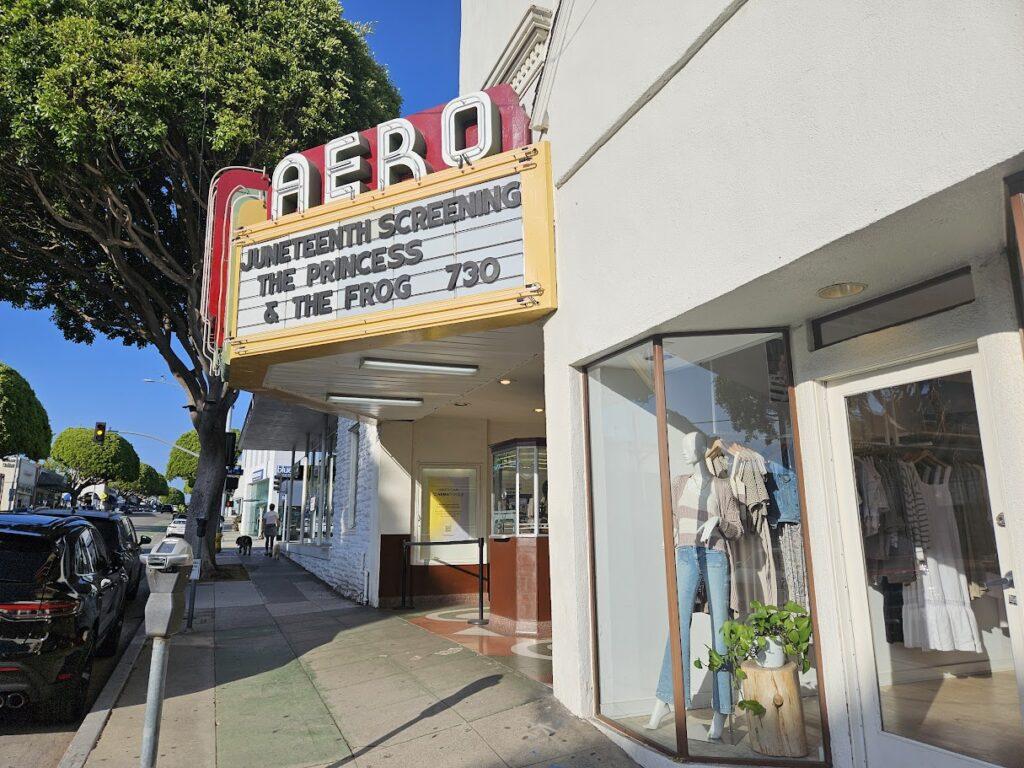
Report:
75,532,95,576
119,518,137,546
93,519,120,554
0,535,57,584
88,532,109,570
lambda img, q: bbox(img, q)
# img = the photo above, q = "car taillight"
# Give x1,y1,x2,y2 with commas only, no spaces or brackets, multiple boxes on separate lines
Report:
0,601,79,621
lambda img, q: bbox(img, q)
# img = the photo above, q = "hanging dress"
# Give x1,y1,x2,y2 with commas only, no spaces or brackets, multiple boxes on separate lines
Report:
901,463,983,653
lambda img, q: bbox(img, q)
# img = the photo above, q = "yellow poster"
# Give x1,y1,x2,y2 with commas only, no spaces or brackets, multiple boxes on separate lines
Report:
427,474,471,541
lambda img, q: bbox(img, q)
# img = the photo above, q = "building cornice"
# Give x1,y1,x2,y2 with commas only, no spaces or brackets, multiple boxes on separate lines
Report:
482,5,553,96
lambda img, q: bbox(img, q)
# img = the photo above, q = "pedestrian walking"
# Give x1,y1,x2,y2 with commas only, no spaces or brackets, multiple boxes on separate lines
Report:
263,503,279,556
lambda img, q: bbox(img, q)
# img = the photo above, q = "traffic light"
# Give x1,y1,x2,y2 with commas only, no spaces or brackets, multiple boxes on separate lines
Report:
224,431,237,463
273,476,282,493
224,476,239,492
93,422,107,445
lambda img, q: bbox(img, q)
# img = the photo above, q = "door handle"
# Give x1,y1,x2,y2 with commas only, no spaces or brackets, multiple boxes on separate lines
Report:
985,571,1014,590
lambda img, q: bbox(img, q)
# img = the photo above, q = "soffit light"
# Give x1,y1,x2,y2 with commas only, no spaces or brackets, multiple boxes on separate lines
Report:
327,394,424,407
534,407,545,413
453,402,470,407
360,358,478,376
817,282,867,300
499,378,513,386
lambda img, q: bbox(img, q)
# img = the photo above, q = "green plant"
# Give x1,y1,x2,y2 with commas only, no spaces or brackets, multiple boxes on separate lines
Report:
0,362,51,460
693,601,813,717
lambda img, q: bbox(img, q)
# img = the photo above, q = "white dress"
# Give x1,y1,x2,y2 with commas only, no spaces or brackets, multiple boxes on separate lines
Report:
901,464,983,653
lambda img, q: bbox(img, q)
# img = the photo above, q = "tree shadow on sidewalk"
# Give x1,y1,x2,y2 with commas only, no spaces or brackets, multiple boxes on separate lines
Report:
325,675,502,766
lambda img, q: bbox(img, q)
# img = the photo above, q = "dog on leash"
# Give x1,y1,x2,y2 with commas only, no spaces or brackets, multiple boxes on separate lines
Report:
236,535,253,556
272,541,281,560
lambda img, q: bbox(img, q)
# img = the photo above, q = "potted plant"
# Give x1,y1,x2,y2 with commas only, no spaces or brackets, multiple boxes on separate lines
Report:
694,601,813,757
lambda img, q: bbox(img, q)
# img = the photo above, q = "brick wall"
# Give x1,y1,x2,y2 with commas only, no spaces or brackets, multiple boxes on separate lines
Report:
285,417,380,603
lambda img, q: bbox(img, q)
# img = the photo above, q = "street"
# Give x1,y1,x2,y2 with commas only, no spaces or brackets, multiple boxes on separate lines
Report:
0,509,172,768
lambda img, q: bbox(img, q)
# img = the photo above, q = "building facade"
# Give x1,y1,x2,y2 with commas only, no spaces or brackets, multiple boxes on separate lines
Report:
214,3,1024,767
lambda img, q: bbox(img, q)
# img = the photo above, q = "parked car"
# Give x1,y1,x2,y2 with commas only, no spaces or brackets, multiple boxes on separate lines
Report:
0,514,128,722
165,516,187,537
157,504,173,515
34,509,151,601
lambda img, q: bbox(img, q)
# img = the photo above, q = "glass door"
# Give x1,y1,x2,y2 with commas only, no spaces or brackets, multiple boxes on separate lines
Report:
827,352,1023,767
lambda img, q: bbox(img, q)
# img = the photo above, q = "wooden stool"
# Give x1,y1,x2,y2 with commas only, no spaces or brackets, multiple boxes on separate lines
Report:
740,661,808,758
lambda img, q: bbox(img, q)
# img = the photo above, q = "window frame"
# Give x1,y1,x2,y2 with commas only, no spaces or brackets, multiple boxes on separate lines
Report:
581,329,832,767
345,423,360,530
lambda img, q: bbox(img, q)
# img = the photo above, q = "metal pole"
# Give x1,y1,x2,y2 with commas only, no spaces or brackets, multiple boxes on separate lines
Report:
184,560,201,631
468,537,489,625
140,636,170,768
400,542,407,608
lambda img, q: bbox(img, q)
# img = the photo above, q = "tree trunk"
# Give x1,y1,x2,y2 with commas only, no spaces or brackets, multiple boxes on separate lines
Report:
185,397,231,573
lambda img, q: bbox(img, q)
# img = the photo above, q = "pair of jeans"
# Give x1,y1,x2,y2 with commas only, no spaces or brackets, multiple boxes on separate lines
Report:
655,545,732,715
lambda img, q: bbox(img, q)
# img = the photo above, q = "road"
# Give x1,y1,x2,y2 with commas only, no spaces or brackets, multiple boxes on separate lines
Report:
0,509,173,768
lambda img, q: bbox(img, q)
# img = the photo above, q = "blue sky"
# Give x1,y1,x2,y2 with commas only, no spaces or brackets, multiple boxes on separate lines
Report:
0,0,460,478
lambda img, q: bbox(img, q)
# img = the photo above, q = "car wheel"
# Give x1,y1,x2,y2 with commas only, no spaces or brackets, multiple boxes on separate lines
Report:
40,642,94,724
96,613,124,657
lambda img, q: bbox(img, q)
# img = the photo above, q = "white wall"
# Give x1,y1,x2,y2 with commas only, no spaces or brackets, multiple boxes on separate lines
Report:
537,0,1024,726
287,418,380,604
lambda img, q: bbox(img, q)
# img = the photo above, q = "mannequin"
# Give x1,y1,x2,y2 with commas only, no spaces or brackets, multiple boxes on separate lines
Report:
646,431,731,740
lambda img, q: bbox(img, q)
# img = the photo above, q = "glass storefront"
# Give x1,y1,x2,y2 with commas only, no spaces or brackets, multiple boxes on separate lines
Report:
491,439,548,536
840,370,1021,767
586,333,825,763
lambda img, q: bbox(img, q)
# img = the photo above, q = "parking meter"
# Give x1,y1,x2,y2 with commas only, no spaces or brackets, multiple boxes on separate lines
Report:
143,538,194,638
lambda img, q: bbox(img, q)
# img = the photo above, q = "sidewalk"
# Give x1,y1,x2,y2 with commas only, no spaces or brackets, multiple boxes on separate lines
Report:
83,551,639,768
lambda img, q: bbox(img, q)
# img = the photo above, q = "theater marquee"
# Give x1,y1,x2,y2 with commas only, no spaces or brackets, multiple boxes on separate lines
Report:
224,141,555,389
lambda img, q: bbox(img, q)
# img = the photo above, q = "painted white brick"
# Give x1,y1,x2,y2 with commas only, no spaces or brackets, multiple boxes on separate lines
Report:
285,417,381,605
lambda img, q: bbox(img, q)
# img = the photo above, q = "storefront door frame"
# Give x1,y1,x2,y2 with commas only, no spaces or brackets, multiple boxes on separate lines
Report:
582,329,833,767
821,347,1024,768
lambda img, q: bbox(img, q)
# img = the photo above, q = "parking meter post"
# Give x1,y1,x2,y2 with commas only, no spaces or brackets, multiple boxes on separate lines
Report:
140,637,169,768
139,538,193,768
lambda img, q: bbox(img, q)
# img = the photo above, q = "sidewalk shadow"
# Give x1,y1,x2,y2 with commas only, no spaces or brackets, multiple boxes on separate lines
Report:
326,675,502,766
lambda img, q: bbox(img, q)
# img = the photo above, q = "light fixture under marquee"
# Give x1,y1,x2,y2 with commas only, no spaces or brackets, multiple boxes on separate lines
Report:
817,282,867,299
499,378,513,386
359,358,479,376
327,393,424,407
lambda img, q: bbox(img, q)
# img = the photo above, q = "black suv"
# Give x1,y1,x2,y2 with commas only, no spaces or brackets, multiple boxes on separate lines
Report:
0,514,128,722
36,509,151,600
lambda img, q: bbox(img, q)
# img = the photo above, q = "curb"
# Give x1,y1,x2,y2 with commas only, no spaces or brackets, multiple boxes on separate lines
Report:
57,620,148,768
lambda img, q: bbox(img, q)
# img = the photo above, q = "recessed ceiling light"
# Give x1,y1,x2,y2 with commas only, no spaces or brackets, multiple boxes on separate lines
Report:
453,402,470,407
534,407,545,413
360,358,478,376
499,378,513,386
327,393,423,407
817,282,867,300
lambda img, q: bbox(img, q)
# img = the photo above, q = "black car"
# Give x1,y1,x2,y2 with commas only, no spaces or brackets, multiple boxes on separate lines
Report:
0,514,129,722
35,509,151,600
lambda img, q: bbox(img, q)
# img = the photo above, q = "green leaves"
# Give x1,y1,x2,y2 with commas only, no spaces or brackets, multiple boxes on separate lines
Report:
0,362,51,460
691,601,815,721
50,426,140,490
113,462,168,497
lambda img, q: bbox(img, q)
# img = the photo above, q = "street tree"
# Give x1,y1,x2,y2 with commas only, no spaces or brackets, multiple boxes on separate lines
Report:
0,0,400,566
0,362,51,460
166,429,239,492
162,487,186,511
114,462,169,499
50,427,140,503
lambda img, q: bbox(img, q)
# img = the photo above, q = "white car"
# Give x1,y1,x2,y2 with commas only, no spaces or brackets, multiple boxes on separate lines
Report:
165,516,187,537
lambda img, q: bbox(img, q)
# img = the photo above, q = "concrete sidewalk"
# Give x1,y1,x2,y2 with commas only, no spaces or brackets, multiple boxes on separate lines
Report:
83,552,638,768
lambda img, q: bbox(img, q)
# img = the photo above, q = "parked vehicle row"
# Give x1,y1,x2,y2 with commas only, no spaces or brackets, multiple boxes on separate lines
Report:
0,509,152,723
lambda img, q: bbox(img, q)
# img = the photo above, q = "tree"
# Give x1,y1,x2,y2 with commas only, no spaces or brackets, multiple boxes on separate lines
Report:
162,487,186,509
0,0,400,566
50,428,140,503
113,462,169,499
166,429,239,492
0,362,51,460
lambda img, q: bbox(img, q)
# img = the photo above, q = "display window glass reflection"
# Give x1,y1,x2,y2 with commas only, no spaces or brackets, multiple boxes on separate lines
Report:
586,333,826,763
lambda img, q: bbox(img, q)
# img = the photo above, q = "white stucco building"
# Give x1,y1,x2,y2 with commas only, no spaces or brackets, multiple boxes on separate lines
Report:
223,3,1024,767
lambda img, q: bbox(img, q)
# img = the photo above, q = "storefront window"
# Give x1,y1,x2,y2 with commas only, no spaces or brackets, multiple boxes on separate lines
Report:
586,333,826,763
586,342,676,750
660,333,823,761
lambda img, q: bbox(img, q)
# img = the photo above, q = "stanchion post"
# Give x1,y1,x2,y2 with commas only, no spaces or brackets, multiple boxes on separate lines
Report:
467,537,488,626
400,541,408,609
